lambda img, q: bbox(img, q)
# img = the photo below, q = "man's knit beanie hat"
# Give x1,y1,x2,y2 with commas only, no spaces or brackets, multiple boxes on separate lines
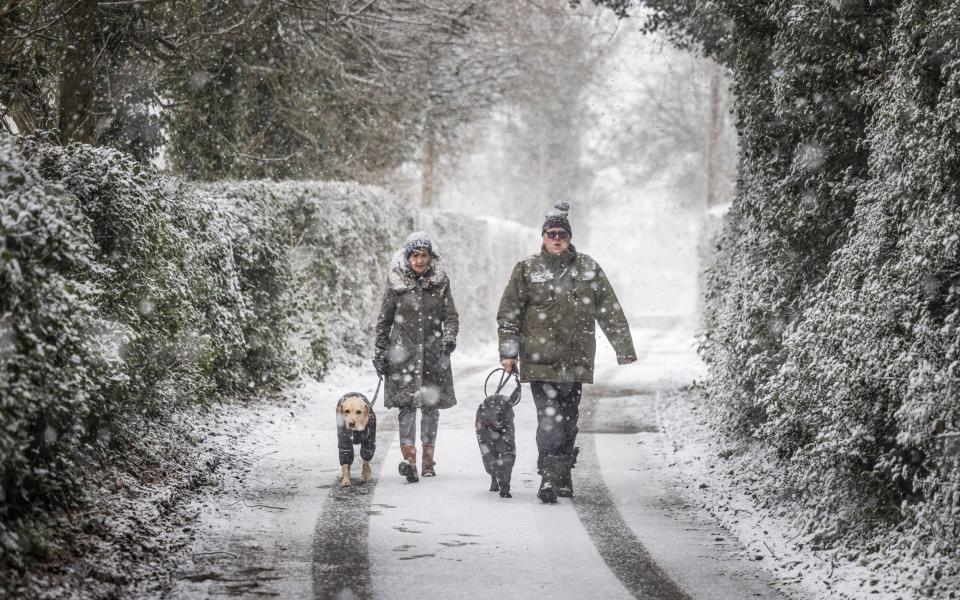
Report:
542,201,572,235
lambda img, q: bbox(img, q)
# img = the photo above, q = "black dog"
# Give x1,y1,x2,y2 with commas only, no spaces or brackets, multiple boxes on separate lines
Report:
475,393,516,498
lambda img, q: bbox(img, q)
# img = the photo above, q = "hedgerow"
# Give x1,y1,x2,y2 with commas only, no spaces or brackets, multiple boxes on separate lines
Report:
0,136,408,572
201,180,410,364
0,135,115,564
639,0,960,589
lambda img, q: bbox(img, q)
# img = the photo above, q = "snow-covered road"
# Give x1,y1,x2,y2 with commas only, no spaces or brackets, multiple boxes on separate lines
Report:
170,325,789,599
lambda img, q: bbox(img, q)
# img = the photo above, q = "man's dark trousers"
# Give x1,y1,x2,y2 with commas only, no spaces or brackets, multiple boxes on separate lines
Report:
530,381,582,472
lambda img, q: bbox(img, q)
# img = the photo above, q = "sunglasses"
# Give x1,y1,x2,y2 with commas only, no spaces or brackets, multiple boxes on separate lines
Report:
544,230,570,240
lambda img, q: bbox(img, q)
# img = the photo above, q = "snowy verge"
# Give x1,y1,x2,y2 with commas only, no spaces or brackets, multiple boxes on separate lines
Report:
656,390,952,599
0,393,292,599
591,321,948,599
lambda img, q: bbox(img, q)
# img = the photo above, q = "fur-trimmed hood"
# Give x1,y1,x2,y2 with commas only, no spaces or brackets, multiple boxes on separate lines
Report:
387,250,449,293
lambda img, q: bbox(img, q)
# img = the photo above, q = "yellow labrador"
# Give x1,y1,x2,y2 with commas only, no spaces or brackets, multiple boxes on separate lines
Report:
336,393,377,487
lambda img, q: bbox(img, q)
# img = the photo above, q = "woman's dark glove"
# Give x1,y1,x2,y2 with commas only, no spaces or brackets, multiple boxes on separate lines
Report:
372,355,386,377
443,340,456,355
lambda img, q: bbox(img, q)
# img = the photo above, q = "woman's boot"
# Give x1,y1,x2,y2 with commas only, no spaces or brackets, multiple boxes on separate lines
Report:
399,444,419,482
421,443,436,477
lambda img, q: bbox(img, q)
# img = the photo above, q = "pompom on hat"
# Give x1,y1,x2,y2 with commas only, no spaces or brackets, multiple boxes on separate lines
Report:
541,201,572,235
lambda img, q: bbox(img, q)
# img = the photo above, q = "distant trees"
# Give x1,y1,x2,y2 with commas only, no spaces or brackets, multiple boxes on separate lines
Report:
512,3,615,222
440,1,622,226
400,0,621,212
587,35,736,210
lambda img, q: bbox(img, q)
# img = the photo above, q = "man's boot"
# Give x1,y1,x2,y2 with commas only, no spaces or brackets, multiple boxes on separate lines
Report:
421,443,436,477
556,468,572,498
556,448,578,498
537,455,563,504
399,444,419,483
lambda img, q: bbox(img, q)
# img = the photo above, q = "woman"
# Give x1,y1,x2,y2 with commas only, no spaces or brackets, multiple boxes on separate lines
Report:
373,231,458,482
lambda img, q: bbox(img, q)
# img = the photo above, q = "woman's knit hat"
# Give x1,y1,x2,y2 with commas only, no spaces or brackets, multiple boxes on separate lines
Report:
403,231,439,259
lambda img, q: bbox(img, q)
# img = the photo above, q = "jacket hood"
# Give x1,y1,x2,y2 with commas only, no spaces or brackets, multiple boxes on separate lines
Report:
388,250,449,292
336,392,373,407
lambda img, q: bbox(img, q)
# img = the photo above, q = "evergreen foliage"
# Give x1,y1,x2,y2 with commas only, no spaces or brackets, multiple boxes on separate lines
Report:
198,180,410,363
588,0,959,587
1,1,533,181
0,137,422,569
0,136,112,564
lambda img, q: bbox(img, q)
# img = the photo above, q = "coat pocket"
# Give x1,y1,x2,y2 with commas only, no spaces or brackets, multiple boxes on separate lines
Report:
522,327,558,364
568,326,596,367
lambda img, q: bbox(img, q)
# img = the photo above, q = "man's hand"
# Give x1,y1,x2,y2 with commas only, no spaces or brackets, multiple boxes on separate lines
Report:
618,356,637,365
501,357,517,373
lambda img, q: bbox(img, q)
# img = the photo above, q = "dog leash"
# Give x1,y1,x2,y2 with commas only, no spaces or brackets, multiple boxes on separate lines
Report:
483,367,522,406
370,374,383,407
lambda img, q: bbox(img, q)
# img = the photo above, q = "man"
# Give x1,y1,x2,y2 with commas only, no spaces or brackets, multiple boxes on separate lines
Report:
497,202,636,503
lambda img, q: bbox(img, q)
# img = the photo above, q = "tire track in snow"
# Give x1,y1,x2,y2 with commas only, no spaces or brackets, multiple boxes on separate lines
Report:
574,390,692,600
312,430,391,600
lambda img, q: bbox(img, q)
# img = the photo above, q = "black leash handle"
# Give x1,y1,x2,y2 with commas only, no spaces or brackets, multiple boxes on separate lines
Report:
484,367,521,406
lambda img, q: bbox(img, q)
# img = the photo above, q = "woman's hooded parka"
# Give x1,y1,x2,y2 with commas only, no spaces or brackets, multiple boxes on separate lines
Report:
375,248,458,409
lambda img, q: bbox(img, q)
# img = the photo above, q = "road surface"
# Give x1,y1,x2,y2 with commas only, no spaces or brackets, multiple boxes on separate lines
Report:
171,327,788,599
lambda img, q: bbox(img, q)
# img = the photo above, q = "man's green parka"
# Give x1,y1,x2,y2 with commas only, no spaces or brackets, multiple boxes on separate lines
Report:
496,245,636,383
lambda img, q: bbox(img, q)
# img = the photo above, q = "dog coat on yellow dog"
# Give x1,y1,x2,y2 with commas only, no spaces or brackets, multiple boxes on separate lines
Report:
337,393,377,466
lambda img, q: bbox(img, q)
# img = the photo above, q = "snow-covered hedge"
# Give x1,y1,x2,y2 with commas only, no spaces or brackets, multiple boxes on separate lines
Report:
0,137,339,565
0,136,116,559
699,2,959,588
197,181,411,363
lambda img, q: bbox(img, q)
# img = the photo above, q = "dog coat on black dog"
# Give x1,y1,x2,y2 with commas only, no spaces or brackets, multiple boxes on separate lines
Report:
476,394,516,498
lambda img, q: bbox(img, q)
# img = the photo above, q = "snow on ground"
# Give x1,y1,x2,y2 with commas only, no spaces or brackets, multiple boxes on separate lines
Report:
366,358,638,600
656,390,932,600
166,318,920,599
627,321,931,599
168,370,363,598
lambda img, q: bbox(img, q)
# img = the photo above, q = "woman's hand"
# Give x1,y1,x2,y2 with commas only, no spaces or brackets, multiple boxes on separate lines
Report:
372,355,386,377
501,358,517,373
443,340,456,354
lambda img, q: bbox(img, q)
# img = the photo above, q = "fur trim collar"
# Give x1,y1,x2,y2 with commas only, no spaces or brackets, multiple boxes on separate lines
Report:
387,250,449,292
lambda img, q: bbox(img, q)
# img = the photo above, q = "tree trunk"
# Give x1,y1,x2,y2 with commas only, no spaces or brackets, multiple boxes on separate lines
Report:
704,61,722,208
421,120,437,208
537,99,551,219
58,0,98,145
